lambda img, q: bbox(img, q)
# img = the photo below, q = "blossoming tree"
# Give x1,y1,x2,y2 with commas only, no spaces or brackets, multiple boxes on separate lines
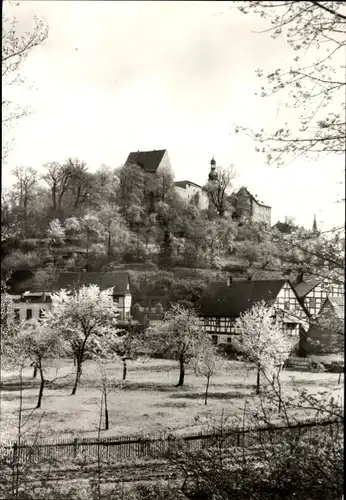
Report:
234,301,292,394
49,284,119,395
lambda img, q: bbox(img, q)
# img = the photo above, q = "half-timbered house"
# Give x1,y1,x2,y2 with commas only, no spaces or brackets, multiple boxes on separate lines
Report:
300,296,344,355
196,278,309,347
294,274,344,318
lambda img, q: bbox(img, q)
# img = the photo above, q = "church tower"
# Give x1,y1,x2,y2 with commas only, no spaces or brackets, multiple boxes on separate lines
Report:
312,214,318,234
208,156,218,182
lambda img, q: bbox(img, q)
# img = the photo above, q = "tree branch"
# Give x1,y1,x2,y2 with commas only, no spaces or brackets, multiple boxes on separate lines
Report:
309,1,346,21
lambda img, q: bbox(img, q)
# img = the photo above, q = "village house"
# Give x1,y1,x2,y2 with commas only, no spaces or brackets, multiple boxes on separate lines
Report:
10,272,132,324
196,278,309,351
293,273,344,318
300,295,344,356
11,292,53,324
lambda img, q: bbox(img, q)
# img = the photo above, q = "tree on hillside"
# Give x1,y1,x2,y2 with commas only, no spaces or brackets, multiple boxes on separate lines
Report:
236,1,346,167
41,161,74,211
203,165,236,217
274,225,345,284
2,3,48,162
144,166,174,207
48,285,119,395
145,304,208,387
202,217,238,269
11,166,38,236
235,235,281,277
80,212,106,266
60,158,94,213
31,265,59,292
47,218,66,246
91,164,119,209
117,164,145,228
234,301,292,394
97,204,131,265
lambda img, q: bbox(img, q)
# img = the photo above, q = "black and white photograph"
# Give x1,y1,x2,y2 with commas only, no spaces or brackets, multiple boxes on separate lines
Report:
1,1,345,499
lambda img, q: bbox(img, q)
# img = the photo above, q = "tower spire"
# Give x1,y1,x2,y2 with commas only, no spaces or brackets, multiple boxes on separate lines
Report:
312,214,318,233
208,156,217,181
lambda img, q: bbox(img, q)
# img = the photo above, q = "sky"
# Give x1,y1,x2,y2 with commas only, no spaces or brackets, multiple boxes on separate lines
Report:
2,0,345,231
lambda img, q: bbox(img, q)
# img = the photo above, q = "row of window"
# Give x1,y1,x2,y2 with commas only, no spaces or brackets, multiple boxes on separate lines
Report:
210,323,298,345
14,309,46,321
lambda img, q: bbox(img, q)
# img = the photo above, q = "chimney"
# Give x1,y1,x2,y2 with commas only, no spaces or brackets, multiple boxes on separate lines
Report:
297,272,304,283
227,275,233,287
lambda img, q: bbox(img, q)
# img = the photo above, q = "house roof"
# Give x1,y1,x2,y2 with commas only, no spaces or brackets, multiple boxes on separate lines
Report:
294,277,321,298
196,279,286,317
53,272,131,295
324,296,344,320
174,180,203,190
236,187,271,209
125,149,167,173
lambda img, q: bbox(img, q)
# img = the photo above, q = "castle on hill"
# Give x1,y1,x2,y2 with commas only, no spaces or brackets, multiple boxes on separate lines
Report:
125,149,271,225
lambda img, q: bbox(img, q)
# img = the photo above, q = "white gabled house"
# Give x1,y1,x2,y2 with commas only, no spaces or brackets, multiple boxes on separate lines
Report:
10,272,132,324
196,278,309,350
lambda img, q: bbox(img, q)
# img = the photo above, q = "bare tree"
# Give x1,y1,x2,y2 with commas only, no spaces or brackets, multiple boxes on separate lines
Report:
41,162,74,211
62,158,94,212
11,166,38,236
203,165,236,217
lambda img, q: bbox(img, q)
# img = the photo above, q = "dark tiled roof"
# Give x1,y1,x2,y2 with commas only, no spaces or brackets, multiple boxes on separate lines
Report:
7,270,35,293
294,278,320,298
196,280,286,317
54,272,130,295
125,150,167,173
322,296,344,320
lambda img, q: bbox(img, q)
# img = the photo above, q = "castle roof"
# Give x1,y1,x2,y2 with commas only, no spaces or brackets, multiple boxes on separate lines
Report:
125,150,167,173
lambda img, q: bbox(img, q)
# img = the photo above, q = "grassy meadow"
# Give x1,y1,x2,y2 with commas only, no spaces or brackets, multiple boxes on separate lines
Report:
1,358,343,442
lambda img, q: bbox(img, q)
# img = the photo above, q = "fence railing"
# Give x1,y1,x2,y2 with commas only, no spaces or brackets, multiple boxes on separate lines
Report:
1,417,342,465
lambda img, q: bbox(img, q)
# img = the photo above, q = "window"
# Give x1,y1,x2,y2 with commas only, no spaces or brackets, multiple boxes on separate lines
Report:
215,318,221,327
14,309,20,322
211,335,218,345
26,309,33,320
308,297,316,309
285,323,296,336
227,337,232,344
284,301,290,310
